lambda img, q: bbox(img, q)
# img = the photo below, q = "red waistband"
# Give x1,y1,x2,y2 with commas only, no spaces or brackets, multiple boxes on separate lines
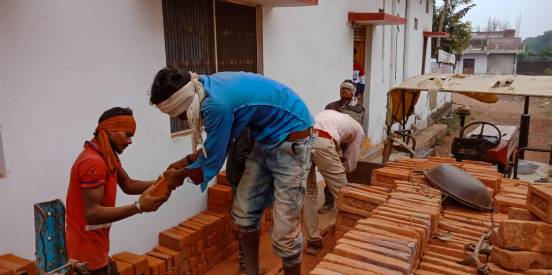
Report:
314,129,333,141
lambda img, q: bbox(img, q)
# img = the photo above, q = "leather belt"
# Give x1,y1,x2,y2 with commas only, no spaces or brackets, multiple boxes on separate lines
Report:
286,127,313,141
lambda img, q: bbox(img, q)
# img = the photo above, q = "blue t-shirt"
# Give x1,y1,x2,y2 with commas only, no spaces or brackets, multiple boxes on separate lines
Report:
186,72,314,191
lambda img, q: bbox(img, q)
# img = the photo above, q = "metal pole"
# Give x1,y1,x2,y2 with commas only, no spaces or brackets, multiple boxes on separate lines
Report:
459,115,466,138
518,96,530,159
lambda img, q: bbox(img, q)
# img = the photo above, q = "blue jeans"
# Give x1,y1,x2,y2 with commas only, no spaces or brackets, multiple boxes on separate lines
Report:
232,135,315,267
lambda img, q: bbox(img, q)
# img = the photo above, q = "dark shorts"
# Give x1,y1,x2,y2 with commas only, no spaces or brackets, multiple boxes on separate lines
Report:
90,258,119,275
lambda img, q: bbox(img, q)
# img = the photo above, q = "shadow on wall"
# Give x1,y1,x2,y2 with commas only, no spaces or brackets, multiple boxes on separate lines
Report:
0,129,6,178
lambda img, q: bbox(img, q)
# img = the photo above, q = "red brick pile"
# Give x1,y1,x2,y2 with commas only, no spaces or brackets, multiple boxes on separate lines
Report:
112,171,240,275
494,178,531,214
488,183,552,275
0,254,37,275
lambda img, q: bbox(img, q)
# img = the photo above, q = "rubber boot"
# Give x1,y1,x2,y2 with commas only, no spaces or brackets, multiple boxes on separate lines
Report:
240,229,260,275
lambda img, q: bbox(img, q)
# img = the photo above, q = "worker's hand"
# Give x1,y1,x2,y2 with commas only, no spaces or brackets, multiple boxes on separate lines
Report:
163,168,186,191
167,160,183,170
138,185,170,213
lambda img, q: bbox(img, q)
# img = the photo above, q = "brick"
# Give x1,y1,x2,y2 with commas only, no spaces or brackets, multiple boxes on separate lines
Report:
344,230,415,264
0,267,12,275
153,246,181,267
337,188,386,217
197,263,203,275
201,261,207,273
217,229,224,242
143,270,151,275
322,253,401,275
191,267,197,275
487,263,524,275
334,244,410,275
352,225,419,259
144,256,166,275
438,220,490,238
0,255,35,275
427,238,466,250
188,217,214,236
112,252,149,275
371,168,409,188
337,238,412,265
526,270,552,275
498,220,552,252
196,213,223,230
146,260,160,275
335,211,366,232
146,252,173,271
372,213,430,242
495,195,526,214
194,239,203,254
0,259,24,275
200,251,205,263
316,262,379,275
378,205,437,236
442,208,492,221
179,220,207,238
423,251,466,267
216,170,229,185
172,226,198,244
206,260,214,271
413,270,443,275
208,184,233,202
114,260,134,275
215,252,222,265
208,198,232,213
442,213,493,227
166,228,192,247
206,235,213,247
189,256,196,270
358,219,423,258
490,246,552,271
203,210,230,224
159,231,187,251
181,261,190,275
224,224,230,236
309,268,343,275
418,262,472,275
527,184,552,223
426,244,486,263
421,255,477,273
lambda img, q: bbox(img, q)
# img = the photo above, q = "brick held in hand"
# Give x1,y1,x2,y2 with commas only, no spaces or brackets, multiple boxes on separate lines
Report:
0,254,36,275
150,177,169,197
112,252,149,275
216,171,229,185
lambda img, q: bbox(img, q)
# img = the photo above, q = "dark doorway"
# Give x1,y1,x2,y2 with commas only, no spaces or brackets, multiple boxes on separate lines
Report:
463,59,475,74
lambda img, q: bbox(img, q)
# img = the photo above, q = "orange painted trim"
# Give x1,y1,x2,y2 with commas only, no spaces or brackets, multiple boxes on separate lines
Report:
423,31,450,38
295,0,318,5
348,13,407,25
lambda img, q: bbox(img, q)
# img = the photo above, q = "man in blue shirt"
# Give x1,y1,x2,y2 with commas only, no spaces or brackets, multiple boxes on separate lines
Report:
149,67,315,275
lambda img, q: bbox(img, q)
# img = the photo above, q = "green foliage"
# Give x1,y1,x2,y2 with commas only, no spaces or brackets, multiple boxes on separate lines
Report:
540,47,552,59
543,68,552,76
432,0,475,54
523,30,552,54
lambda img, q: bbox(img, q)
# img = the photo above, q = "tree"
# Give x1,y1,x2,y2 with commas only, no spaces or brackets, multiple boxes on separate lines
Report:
523,30,552,54
432,0,475,54
542,68,552,76
476,17,511,32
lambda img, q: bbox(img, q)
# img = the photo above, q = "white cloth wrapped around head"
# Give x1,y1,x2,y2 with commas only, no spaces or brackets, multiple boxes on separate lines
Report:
156,72,207,157
340,81,358,106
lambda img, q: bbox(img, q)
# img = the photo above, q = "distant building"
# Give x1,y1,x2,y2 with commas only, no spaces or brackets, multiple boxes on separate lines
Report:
459,29,525,75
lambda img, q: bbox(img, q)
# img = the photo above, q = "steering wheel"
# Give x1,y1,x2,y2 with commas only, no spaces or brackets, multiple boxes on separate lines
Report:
460,122,502,149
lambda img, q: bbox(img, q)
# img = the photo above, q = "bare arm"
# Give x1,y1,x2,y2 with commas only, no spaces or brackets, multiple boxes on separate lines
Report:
167,149,203,170
82,184,169,225
117,166,156,195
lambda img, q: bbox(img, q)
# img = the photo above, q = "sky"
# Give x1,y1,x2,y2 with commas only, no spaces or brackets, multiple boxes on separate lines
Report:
436,0,552,39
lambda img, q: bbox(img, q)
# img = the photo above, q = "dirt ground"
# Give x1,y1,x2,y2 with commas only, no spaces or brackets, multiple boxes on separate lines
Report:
434,93,552,164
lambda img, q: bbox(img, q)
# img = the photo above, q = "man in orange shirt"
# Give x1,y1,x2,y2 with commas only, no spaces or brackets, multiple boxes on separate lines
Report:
65,107,197,275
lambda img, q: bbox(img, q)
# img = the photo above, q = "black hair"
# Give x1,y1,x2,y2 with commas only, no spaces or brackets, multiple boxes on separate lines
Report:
149,67,192,105
354,48,357,54
95,107,133,135
342,79,355,86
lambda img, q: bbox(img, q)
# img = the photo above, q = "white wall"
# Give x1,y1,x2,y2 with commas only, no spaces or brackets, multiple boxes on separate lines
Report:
263,0,439,145
460,53,488,74
0,0,210,258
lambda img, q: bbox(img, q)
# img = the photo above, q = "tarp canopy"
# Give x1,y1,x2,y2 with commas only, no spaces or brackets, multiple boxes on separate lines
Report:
386,74,552,126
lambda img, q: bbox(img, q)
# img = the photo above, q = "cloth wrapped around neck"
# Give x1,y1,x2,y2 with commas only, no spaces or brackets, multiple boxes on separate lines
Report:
92,115,136,173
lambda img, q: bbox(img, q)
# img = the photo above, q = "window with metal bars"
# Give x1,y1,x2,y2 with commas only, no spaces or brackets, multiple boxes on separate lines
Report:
161,0,257,134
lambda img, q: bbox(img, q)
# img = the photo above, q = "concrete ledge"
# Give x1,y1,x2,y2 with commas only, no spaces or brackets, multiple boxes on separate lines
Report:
416,124,447,149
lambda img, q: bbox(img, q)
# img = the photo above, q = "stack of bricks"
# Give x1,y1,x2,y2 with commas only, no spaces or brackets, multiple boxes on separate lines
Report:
488,183,552,275
335,183,390,236
0,254,37,275
494,178,531,214
111,171,240,275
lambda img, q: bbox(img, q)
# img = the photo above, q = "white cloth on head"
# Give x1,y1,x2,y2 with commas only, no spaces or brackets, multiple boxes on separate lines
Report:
340,82,358,106
156,72,207,157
